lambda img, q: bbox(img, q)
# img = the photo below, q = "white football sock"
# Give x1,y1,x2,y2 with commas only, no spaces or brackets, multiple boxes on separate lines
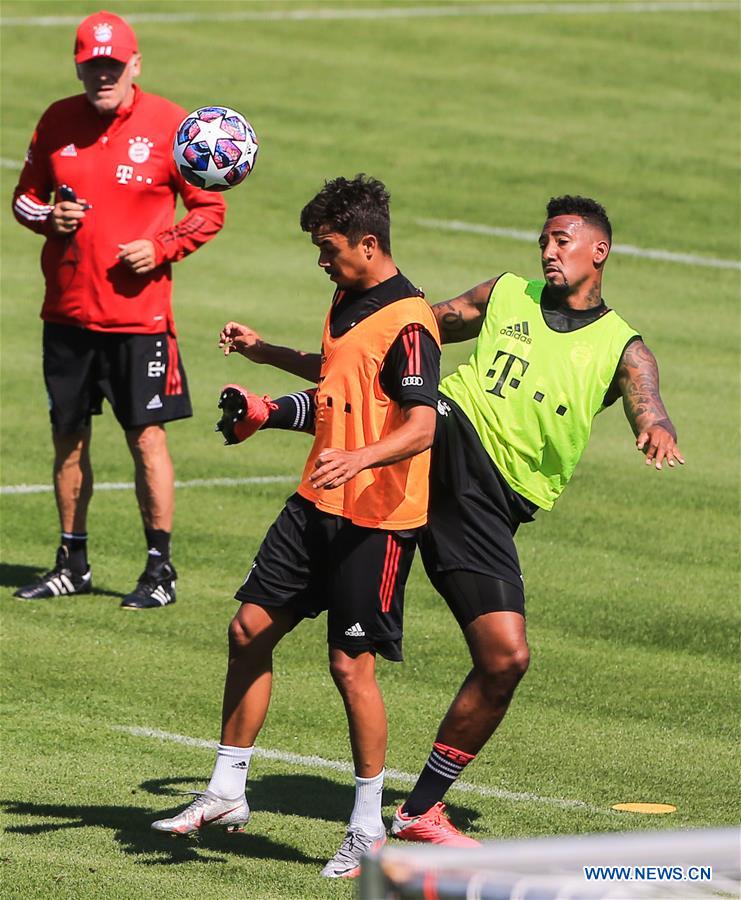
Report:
206,743,254,799
349,769,385,837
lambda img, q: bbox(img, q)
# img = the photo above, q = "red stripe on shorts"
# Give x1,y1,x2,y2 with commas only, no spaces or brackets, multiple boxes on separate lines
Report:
165,333,183,396
379,535,402,613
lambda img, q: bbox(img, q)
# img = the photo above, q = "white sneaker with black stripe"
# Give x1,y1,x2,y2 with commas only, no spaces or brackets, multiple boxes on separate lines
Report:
120,561,177,610
14,546,92,600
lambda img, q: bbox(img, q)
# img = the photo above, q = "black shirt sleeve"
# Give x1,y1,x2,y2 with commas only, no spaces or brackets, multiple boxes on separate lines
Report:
379,324,440,408
264,388,317,433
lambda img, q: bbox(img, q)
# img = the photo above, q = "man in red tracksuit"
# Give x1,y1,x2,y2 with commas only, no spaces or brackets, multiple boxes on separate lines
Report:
12,10,226,609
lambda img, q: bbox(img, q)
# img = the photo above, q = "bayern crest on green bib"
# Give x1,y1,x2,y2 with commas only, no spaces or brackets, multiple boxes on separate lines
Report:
173,106,258,192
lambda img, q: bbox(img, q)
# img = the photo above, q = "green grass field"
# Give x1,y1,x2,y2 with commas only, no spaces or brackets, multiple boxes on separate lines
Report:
1,1,739,897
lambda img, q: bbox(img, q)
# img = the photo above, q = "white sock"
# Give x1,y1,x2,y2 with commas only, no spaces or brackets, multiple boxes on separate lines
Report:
349,769,385,837
206,743,254,799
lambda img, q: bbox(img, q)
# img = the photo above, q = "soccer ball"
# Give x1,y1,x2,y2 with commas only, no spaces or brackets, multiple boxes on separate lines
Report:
173,106,258,192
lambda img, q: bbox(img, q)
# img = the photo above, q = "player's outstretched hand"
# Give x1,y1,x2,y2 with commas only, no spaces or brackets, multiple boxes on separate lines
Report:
117,239,156,274
636,425,685,471
310,448,368,489
219,321,269,361
215,384,276,445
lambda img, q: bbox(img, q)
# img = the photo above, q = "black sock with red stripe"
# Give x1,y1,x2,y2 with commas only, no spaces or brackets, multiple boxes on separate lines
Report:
401,742,476,817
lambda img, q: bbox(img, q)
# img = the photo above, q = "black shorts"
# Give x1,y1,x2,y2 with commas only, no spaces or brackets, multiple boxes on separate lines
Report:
43,322,192,433
235,493,417,661
418,395,539,627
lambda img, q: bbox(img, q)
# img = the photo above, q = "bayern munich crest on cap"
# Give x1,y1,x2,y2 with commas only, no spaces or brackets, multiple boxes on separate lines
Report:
93,22,113,43
74,11,138,64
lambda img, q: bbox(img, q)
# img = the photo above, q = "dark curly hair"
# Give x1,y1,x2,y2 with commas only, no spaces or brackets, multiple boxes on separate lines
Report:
300,174,392,254
546,195,612,244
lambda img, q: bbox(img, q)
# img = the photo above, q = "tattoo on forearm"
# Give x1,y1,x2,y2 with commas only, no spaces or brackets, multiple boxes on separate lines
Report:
435,300,466,335
620,342,676,437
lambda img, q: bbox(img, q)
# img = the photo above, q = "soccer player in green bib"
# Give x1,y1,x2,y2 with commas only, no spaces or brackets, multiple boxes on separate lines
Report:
201,195,684,849
390,195,684,845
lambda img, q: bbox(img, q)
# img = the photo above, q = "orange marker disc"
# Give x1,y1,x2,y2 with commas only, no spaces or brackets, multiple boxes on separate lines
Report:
611,802,677,814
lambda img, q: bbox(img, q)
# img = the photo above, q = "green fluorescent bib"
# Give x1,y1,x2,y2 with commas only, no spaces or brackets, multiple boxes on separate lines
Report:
441,273,638,509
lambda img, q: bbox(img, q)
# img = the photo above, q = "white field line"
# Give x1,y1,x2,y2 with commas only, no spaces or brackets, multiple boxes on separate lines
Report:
3,148,734,272
415,217,741,271
114,724,614,815
3,144,735,271
0,2,735,27
0,475,294,496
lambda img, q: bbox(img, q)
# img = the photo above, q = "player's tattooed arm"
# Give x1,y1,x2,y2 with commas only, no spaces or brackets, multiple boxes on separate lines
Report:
219,321,321,382
431,276,498,344
616,340,685,470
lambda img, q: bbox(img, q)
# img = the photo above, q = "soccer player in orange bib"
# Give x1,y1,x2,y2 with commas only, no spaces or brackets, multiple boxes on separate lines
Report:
151,175,441,878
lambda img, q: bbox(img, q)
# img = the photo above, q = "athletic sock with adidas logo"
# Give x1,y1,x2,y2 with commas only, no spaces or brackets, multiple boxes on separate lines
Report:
206,744,254,799
61,531,88,575
144,528,171,570
402,742,476,816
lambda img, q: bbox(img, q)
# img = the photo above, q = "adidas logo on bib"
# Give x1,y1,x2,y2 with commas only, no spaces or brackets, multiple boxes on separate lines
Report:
500,321,532,344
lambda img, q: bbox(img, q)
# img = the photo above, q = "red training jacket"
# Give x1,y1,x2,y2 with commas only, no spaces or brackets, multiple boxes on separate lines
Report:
12,85,226,334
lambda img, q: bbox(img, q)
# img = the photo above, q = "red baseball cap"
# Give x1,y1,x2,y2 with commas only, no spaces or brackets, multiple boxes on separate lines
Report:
74,11,138,64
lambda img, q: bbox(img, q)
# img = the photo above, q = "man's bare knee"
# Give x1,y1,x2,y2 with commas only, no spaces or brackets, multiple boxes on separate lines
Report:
53,428,90,463
469,648,529,714
328,651,374,696
228,616,250,654
228,605,291,659
328,654,353,689
228,611,265,654
126,424,167,457
466,610,529,684
476,644,529,683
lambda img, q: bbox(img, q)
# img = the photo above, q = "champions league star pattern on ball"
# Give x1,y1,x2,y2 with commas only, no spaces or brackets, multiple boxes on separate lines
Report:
174,106,258,191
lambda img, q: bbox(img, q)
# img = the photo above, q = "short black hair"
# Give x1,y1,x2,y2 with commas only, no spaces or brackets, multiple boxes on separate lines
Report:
300,174,392,254
546,195,612,243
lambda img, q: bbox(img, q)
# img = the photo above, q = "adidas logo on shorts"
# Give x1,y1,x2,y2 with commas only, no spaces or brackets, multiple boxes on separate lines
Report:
344,622,365,637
